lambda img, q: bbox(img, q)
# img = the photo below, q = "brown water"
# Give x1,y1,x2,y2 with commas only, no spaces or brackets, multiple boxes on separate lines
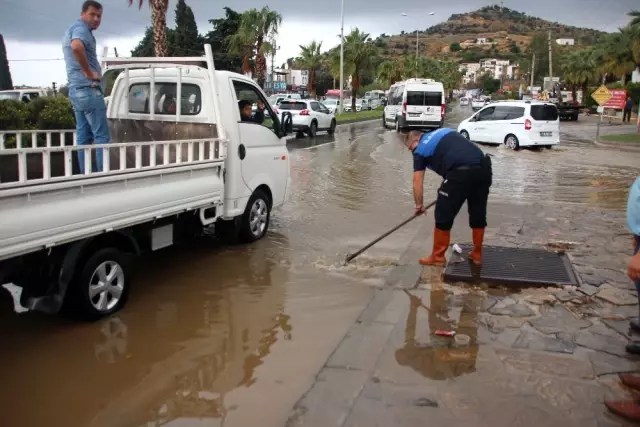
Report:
0,107,638,427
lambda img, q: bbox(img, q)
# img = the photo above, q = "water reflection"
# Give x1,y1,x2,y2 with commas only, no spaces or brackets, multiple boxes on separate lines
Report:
0,234,291,427
553,166,637,210
395,289,480,380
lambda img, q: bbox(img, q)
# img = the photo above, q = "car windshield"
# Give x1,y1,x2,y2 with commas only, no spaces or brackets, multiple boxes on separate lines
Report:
278,101,307,110
324,100,338,105
0,91,20,100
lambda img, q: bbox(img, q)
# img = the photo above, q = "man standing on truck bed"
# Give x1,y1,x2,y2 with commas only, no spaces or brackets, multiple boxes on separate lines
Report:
62,0,110,174
403,129,492,266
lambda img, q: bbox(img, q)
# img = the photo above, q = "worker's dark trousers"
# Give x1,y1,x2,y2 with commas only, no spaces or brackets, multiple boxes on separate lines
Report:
434,155,492,231
623,109,632,123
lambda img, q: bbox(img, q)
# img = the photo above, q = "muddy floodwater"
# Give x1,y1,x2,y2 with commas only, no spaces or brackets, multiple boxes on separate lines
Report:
1,106,639,427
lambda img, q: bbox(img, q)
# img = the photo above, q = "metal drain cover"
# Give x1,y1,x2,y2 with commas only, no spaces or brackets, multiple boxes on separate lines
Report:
443,245,578,286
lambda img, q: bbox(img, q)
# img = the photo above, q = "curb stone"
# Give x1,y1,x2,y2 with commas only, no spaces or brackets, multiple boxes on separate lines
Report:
593,137,640,152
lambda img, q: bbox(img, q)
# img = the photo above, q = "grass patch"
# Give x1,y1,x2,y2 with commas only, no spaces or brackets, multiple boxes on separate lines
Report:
600,133,640,144
335,109,381,123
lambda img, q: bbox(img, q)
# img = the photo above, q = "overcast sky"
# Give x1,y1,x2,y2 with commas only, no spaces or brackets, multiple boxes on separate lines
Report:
2,0,637,87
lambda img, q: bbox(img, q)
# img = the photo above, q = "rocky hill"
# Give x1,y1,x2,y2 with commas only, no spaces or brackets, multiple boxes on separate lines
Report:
375,5,607,62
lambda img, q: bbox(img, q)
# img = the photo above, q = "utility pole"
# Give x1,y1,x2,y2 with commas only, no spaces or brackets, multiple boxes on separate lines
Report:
530,52,535,87
548,30,552,81
52,81,57,96
415,30,419,78
339,0,344,115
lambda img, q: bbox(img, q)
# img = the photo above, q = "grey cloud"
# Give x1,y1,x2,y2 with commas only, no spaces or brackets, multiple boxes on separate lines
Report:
1,0,637,44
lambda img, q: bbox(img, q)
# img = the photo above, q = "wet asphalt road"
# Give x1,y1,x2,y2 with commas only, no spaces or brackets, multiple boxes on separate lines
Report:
0,106,639,427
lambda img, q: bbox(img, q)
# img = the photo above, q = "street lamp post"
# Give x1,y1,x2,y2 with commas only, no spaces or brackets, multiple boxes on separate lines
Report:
339,0,345,115
401,12,434,78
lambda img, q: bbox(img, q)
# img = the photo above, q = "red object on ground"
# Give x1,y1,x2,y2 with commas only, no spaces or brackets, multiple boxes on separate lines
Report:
435,330,456,337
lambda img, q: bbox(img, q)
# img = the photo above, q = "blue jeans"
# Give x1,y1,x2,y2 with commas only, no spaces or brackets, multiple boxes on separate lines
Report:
69,86,110,173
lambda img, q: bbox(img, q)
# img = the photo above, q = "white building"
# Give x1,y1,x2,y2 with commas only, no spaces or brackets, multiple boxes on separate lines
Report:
460,62,481,84
556,38,575,46
289,70,308,87
460,59,519,84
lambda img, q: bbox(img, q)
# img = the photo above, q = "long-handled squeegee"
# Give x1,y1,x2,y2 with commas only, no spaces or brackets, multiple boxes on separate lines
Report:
343,200,436,265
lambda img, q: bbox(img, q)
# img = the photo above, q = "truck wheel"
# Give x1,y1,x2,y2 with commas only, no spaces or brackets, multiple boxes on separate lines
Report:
240,189,271,243
66,248,131,321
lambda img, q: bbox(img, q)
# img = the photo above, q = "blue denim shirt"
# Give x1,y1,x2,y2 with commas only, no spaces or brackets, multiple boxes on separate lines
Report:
628,176,640,236
62,19,102,90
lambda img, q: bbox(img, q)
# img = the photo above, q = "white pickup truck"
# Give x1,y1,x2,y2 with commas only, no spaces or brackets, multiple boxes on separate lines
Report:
0,44,294,320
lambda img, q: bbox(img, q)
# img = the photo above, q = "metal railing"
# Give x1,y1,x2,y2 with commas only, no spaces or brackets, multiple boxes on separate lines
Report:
0,137,225,190
0,129,78,150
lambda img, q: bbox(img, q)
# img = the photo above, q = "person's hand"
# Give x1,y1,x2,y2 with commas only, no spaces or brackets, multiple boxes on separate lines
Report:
84,70,101,81
257,100,265,110
414,205,425,216
628,253,640,281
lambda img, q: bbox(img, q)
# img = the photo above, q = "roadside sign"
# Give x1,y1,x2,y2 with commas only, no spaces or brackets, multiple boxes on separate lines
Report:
591,86,612,106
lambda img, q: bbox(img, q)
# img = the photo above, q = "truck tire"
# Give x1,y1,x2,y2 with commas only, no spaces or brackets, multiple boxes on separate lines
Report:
240,189,271,243
65,247,131,321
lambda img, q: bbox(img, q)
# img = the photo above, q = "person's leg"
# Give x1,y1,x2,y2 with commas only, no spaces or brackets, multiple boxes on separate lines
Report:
69,90,93,174
629,236,640,333
466,158,492,264
83,88,110,172
422,173,467,266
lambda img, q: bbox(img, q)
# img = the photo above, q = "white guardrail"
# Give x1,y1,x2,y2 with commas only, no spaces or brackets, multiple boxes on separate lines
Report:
0,130,225,190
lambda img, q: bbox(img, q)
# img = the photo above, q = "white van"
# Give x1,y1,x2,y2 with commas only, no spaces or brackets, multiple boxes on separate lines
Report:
382,78,445,131
0,44,293,320
457,100,560,149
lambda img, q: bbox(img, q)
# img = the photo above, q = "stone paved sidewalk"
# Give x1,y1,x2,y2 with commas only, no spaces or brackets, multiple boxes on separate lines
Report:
284,200,640,427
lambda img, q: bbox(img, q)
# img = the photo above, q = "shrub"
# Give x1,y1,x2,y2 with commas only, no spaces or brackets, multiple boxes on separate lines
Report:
37,96,75,130
0,99,30,130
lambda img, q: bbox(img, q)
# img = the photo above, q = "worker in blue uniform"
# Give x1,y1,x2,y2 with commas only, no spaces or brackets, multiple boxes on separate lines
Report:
403,129,492,266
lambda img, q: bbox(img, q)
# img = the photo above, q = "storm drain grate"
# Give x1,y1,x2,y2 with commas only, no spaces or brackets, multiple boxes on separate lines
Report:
443,245,579,287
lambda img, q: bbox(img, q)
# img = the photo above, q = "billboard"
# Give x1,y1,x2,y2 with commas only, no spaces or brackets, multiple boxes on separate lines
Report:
602,89,627,109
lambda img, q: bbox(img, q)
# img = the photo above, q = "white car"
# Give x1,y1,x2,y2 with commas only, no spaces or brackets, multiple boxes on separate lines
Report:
344,99,365,112
459,97,469,106
278,99,337,137
457,100,560,150
323,98,340,113
471,98,485,110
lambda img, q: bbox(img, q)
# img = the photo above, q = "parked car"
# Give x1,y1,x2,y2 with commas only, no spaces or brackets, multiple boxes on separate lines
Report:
277,99,337,137
459,97,469,106
344,98,367,112
457,100,560,150
0,88,47,102
323,98,340,114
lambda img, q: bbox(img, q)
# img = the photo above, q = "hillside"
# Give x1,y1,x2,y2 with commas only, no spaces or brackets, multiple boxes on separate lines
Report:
375,5,607,63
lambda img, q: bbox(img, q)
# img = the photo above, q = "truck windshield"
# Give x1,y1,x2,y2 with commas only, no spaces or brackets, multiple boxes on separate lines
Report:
278,102,307,110
0,91,20,100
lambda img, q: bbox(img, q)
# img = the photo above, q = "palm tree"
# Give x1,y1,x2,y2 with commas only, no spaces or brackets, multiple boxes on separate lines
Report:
128,0,170,57
597,28,637,84
343,28,378,111
629,10,640,26
561,50,597,101
377,60,404,86
298,41,323,98
230,7,282,88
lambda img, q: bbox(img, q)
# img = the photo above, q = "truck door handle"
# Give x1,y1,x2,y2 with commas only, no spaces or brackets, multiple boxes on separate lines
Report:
238,144,246,160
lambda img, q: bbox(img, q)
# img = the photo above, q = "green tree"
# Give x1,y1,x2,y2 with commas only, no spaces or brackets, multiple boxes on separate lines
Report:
204,7,242,72
173,0,201,56
297,41,323,98
377,59,404,86
131,26,177,57
229,7,282,88
560,49,597,101
344,28,378,111
449,42,462,52
629,10,640,26
596,28,637,84
0,34,13,90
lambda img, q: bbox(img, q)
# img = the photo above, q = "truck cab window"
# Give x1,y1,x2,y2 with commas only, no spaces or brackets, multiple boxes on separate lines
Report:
127,82,202,116
232,80,278,134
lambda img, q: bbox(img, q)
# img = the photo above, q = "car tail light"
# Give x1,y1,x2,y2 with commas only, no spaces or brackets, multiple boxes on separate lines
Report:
299,109,310,116
402,102,407,116
525,119,532,130
441,104,446,117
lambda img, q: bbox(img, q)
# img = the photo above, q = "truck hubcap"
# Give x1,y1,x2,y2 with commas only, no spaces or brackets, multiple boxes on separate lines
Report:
89,261,124,312
250,199,268,237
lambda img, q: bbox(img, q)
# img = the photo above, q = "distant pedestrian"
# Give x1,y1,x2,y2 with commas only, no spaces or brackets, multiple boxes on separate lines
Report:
62,0,110,173
403,129,492,266
623,96,633,123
